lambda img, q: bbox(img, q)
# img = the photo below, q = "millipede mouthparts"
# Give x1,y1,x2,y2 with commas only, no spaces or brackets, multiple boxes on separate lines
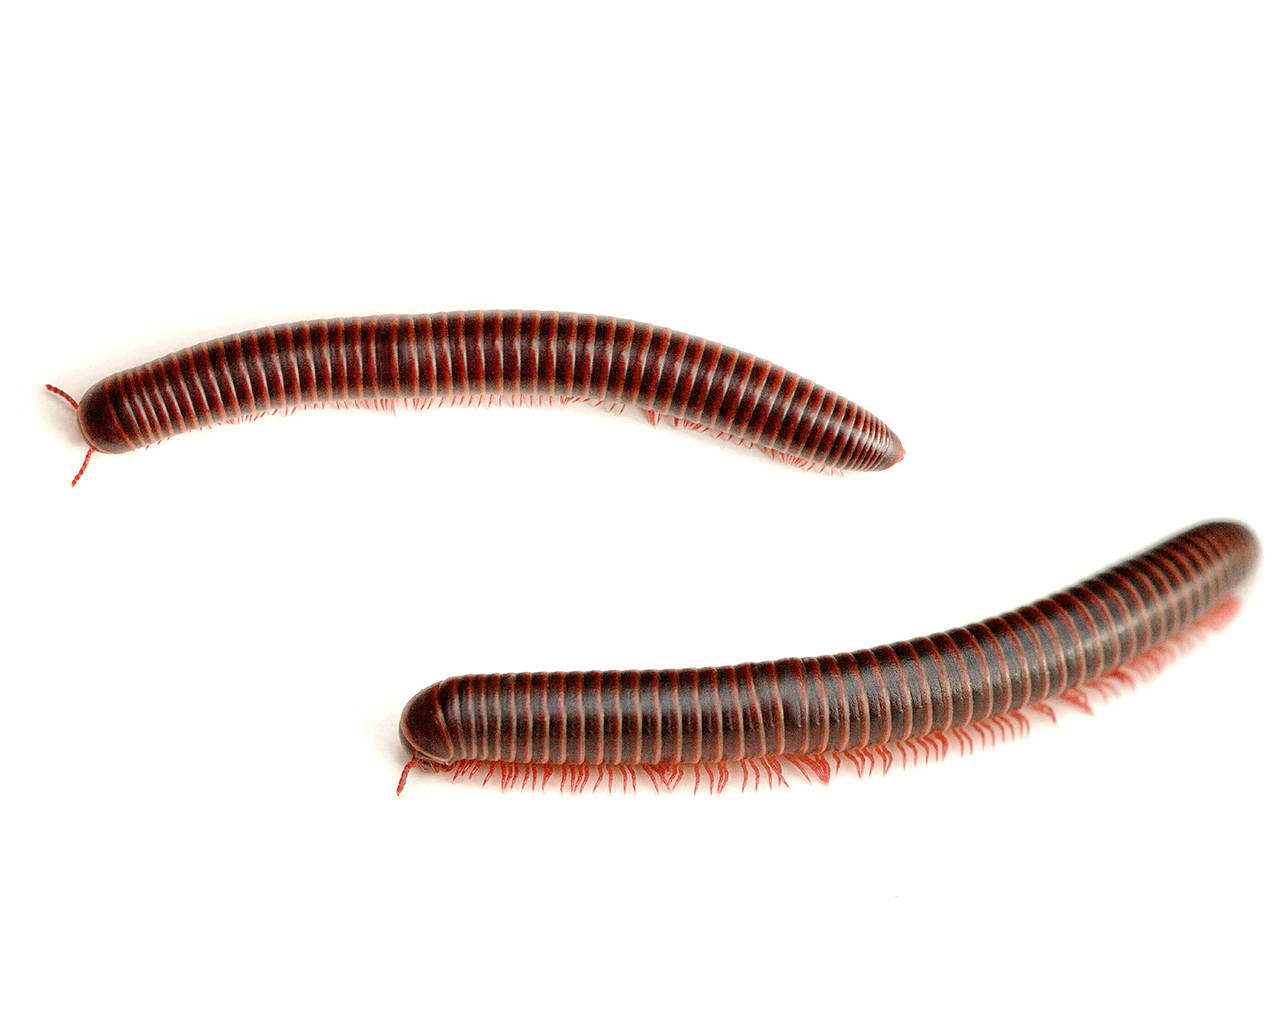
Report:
398,520,1259,794
47,311,904,485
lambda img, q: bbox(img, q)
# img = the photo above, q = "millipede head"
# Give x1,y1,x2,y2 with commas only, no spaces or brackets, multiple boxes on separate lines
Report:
399,687,456,767
76,379,135,454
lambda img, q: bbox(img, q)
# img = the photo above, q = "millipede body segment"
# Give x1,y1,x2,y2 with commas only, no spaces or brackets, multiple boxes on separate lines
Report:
399,521,1258,789
65,311,904,474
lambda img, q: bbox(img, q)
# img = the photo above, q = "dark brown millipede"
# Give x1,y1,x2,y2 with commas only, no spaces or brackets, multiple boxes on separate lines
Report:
47,310,904,484
398,520,1259,793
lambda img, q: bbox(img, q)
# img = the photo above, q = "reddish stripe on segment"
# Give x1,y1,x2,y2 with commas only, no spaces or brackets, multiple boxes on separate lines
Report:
674,336,709,420
1151,549,1198,630
129,368,163,441
279,323,303,404
474,676,488,761
178,348,211,424
522,673,536,764
682,340,718,423
167,354,200,430
246,328,268,408
464,677,479,759
1057,590,1106,682
893,643,930,738
988,616,1034,710
797,388,839,463
151,358,185,432
505,675,520,763
764,660,785,757
793,659,812,753
785,384,826,458
312,320,332,402
564,313,583,397
637,325,671,409
707,666,725,763
1114,565,1166,646
1023,604,1073,698
387,317,402,397
161,359,192,432
194,344,228,423
1005,611,1054,703
723,664,746,762
862,649,896,743
912,637,953,734
936,632,975,728
355,320,372,399
701,345,736,428
610,671,624,766
806,658,830,753
744,363,784,445
570,675,586,762
624,320,648,404
658,331,690,415
118,371,155,442
592,316,615,399
775,378,815,453
833,653,870,749
1179,535,1226,610
814,399,852,468
551,673,566,764
759,371,800,452
1132,555,1181,637
951,628,992,724
453,312,471,396
261,326,285,405
820,654,851,752
1071,584,1122,674
669,671,684,764
741,662,768,759
441,681,460,761
629,670,646,765
495,311,511,394
836,399,868,470
720,353,758,435
969,622,1012,717
436,315,454,396
145,359,180,437
473,311,489,394
531,309,547,393
1085,578,1140,665
404,316,420,399
734,358,770,441
420,315,437,399
334,323,352,400
586,665,601,762
688,668,704,764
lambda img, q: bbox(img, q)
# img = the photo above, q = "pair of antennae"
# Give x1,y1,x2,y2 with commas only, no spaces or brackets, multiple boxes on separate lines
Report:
45,385,93,487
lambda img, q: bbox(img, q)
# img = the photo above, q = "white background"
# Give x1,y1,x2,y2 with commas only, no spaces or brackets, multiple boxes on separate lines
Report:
4,3,1276,1022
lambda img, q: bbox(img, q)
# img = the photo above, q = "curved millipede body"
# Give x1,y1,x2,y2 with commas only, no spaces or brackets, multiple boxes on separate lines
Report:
399,521,1259,792
55,311,904,479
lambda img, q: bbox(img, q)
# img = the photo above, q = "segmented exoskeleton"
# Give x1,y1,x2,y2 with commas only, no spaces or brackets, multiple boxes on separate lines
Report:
399,521,1258,793
50,311,904,484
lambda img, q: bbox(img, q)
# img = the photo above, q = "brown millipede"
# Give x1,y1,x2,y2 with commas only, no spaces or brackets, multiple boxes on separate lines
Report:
398,520,1259,794
46,311,904,484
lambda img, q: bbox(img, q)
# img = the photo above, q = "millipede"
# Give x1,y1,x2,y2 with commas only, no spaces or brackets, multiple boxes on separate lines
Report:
398,520,1259,794
45,310,904,485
